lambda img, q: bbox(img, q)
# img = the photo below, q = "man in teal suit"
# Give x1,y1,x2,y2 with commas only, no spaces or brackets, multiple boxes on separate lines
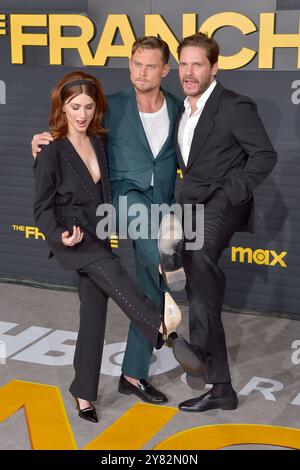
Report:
106,37,181,403
31,36,181,404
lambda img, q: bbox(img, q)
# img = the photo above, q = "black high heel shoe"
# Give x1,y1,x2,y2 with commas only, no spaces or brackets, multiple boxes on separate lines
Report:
156,292,182,349
74,397,98,423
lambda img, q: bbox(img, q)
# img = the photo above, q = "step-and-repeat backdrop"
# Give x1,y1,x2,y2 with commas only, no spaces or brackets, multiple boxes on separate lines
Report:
0,0,299,316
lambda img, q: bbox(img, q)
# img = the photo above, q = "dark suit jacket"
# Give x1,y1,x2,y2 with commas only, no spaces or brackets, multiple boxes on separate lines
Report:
175,82,277,231
33,135,112,270
105,86,181,206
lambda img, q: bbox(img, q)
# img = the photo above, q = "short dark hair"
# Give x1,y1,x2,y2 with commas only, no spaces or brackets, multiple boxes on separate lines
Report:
131,36,170,65
177,32,219,66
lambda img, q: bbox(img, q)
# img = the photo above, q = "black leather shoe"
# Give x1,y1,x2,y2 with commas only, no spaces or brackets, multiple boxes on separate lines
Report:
178,390,238,412
172,337,207,379
158,213,186,291
118,374,168,404
75,398,98,423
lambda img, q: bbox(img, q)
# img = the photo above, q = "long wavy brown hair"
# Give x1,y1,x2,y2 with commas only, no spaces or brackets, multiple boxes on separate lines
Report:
49,71,107,139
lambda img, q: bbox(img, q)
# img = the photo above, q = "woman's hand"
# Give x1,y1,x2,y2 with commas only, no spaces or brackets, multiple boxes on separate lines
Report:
61,226,84,246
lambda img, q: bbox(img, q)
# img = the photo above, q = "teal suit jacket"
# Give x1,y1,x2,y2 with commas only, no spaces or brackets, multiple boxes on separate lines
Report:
105,86,181,205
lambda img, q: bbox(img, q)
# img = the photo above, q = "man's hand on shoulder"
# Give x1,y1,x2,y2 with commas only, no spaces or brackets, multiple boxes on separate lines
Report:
32,131,53,159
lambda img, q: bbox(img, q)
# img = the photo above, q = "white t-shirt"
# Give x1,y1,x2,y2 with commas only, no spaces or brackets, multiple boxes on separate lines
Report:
139,99,170,185
178,80,217,166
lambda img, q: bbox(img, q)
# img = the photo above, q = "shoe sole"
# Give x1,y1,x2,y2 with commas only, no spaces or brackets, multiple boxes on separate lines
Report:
186,374,207,390
158,214,186,292
163,266,186,292
173,338,207,378
164,292,182,335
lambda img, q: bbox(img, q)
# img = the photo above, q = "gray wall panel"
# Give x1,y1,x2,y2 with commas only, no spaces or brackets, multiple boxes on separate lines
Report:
0,1,299,316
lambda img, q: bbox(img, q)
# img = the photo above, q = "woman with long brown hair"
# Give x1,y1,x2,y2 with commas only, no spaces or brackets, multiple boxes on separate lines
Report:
33,71,182,423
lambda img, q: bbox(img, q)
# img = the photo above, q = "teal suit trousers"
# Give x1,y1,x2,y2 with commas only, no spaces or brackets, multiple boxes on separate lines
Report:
115,188,166,379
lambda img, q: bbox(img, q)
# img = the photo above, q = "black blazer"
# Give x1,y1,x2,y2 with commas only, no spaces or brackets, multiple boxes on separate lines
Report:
33,135,113,270
175,82,277,231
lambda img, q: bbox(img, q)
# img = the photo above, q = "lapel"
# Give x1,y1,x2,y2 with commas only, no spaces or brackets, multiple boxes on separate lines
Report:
123,86,153,158
122,87,179,161
91,135,112,204
174,105,185,171
186,82,224,171
59,137,102,202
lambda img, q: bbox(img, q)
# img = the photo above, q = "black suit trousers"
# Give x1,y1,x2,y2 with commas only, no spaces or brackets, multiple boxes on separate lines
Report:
182,188,252,384
69,255,161,401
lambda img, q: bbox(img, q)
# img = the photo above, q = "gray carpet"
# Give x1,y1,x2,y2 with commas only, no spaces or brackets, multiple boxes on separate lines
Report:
0,282,300,450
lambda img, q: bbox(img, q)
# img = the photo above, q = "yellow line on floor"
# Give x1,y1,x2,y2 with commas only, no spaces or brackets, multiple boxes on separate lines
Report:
84,402,178,450
154,423,300,450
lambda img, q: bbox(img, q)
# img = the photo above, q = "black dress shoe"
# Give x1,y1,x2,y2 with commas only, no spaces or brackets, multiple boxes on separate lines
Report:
74,398,98,423
178,390,238,412
172,337,207,380
158,214,186,291
118,374,168,404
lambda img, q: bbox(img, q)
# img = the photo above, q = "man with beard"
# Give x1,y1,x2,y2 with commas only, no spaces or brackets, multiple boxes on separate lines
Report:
172,33,277,412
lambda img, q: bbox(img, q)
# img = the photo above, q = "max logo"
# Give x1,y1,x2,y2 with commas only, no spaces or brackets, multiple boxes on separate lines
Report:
1,380,300,450
231,247,287,267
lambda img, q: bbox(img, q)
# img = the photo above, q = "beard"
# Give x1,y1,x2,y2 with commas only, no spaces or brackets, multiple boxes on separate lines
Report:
181,76,212,97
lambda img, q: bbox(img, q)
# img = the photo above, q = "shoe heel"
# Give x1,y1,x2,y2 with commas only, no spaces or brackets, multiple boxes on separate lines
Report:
165,331,178,348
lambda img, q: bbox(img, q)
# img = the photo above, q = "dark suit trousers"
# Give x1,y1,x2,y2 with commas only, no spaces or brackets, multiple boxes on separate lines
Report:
115,189,166,380
182,189,251,384
69,255,161,401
